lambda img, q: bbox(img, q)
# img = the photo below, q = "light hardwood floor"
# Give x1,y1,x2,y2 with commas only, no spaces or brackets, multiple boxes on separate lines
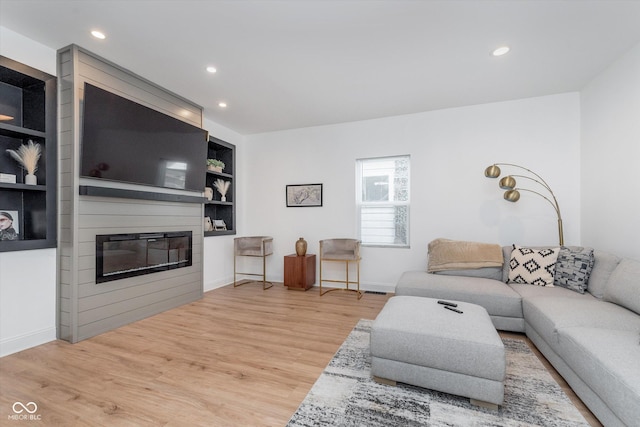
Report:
0,283,600,426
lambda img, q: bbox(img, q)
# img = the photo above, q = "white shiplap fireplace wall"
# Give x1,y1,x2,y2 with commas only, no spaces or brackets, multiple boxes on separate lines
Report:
57,45,204,343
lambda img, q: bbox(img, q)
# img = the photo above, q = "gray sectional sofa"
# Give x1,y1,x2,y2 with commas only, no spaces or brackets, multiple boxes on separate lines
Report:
395,246,640,427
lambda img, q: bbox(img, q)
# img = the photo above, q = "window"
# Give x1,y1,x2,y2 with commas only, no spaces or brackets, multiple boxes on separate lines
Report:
356,155,410,247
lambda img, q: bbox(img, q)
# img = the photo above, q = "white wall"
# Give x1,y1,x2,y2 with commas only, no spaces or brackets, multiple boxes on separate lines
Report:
0,26,56,75
244,93,581,291
0,249,57,356
581,42,640,261
0,27,58,356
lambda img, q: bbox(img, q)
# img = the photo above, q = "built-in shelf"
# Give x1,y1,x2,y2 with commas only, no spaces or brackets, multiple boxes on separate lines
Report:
207,171,233,180
0,56,57,252
0,123,47,139
204,136,235,236
0,183,47,191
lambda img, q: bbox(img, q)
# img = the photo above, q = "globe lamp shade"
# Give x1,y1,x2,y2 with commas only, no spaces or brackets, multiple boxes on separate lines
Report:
484,165,501,178
499,176,516,190
504,189,521,202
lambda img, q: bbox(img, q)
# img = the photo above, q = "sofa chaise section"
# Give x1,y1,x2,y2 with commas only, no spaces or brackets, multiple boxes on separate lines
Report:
557,327,640,427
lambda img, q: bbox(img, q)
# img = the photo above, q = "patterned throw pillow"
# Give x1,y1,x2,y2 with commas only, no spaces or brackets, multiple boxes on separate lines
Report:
554,246,595,294
508,245,559,286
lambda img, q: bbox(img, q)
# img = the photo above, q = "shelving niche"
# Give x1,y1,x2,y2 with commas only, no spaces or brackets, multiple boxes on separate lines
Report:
0,56,57,251
204,136,235,236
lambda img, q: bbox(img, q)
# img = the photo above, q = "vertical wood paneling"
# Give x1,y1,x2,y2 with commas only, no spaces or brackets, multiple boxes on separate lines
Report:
57,45,75,341
57,45,205,343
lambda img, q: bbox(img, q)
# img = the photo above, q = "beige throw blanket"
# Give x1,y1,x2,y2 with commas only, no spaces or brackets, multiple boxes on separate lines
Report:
427,238,503,272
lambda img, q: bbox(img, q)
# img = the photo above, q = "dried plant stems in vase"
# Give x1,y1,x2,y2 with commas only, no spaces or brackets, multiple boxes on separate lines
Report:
5,140,41,185
213,179,230,202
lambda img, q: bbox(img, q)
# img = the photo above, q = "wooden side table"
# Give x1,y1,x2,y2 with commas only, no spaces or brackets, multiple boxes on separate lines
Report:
284,254,316,291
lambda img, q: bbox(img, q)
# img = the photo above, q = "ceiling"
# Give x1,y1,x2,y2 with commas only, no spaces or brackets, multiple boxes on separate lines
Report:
2,1,640,135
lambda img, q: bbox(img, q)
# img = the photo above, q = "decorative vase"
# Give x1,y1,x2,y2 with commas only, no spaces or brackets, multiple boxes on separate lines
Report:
204,216,212,232
295,237,307,256
221,195,227,202
204,187,213,200
25,174,37,185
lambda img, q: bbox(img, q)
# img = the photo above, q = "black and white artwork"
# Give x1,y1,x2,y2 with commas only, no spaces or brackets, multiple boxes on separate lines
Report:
286,184,323,207
0,210,20,241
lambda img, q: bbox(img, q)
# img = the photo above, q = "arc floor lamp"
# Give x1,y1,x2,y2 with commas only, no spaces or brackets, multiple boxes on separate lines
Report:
484,163,564,246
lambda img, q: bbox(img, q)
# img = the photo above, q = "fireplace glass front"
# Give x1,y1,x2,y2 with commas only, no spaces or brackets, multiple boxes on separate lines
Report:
96,231,192,283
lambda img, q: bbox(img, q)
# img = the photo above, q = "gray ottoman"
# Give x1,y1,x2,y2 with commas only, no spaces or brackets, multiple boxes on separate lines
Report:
370,296,506,408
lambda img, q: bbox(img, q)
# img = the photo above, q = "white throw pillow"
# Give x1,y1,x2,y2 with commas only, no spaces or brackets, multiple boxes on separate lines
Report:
508,245,559,287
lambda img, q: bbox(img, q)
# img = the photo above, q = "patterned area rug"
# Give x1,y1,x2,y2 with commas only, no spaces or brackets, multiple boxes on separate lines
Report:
287,319,589,426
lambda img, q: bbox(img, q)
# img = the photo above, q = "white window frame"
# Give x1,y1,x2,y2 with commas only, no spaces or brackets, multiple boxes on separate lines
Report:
356,155,410,248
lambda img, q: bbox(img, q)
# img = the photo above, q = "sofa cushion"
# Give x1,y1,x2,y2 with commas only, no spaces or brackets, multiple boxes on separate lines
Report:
587,250,621,298
523,297,640,346
501,245,512,283
553,246,595,293
434,267,503,281
556,327,640,427
604,258,640,315
509,283,594,300
507,246,559,286
396,271,522,318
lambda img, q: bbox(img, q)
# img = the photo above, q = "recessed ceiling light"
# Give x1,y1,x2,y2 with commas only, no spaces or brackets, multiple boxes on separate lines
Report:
206,66,217,73
91,30,106,40
218,102,227,108
492,46,510,56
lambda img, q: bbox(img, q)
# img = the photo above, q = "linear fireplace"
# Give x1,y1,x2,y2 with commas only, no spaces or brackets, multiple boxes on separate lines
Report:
96,231,192,284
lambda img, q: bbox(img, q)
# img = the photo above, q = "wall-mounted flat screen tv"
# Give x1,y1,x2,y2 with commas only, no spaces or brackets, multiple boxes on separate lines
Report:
81,83,207,192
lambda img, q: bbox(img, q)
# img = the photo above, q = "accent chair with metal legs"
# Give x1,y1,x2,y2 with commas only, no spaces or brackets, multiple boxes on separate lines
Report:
233,236,274,290
319,238,362,299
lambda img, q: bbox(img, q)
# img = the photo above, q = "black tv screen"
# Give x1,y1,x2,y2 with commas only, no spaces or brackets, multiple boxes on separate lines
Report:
81,83,207,192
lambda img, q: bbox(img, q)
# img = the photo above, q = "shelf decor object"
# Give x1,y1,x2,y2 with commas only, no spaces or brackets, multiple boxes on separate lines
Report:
204,187,213,200
295,237,307,256
213,179,230,202
0,210,19,240
484,163,564,245
6,139,41,185
206,158,224,173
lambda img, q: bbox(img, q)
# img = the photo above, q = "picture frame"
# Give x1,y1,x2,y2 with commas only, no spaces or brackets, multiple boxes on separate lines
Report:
0,210,20,241
286,184,323,207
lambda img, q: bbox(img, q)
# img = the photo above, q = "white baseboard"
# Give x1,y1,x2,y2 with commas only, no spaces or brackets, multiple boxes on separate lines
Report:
0,327,56,357
203,277,395,295
360,283,396,294
204,276,235,292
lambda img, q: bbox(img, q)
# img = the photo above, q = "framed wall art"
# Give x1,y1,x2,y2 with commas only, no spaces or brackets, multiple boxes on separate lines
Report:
0,210,20,241
286,184,323,207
